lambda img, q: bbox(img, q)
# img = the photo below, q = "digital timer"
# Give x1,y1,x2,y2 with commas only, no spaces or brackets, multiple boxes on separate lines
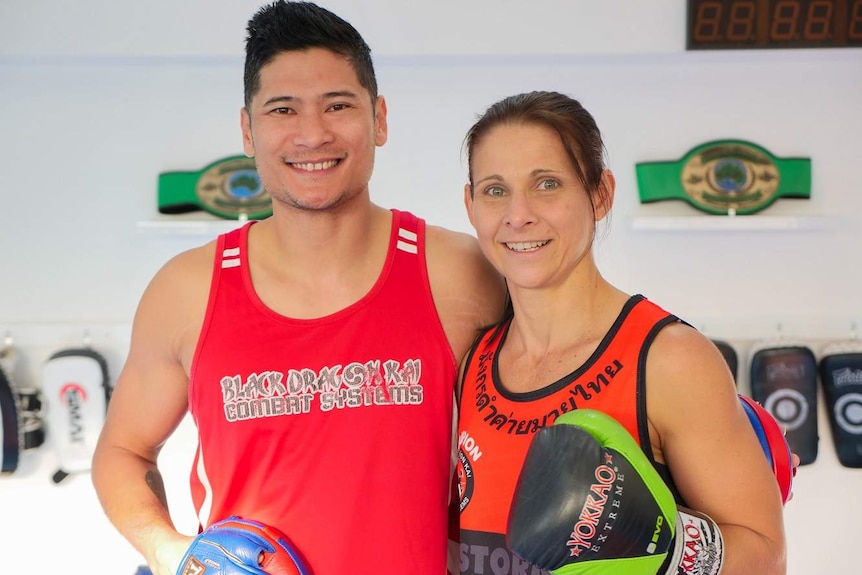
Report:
687,0,862,49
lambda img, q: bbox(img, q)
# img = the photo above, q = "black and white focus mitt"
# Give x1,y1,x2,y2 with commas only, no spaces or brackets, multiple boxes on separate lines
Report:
0,346,45,474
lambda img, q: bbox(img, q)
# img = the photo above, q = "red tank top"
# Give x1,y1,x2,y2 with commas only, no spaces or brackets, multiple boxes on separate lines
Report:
456,295,679,575
188,210,457,575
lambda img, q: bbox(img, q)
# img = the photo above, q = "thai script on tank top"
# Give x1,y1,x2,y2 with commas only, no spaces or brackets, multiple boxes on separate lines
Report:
471,349,625,435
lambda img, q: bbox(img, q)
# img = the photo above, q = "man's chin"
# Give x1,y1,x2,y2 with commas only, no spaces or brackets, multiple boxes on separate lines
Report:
272,191,359,214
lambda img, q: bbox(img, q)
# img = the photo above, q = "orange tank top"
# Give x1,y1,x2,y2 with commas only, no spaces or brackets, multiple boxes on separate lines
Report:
456,295,680,575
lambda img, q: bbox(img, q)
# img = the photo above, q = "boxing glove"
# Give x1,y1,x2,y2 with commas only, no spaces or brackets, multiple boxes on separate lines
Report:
506,409,723,575
739,394,794,504
176,516,310,575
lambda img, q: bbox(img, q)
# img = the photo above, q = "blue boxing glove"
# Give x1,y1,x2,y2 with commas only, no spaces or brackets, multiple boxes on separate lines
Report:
176,516,310,575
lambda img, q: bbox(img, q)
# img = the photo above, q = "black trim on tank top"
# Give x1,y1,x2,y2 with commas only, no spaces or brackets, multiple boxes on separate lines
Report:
458,326,494,410
635,314,687,505
635,314,684,455
654,460,686,506
492,294,647,403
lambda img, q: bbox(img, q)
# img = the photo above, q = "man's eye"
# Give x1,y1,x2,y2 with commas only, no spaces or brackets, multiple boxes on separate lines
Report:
329,103,349,111
272,107,294,114
540,179,559,191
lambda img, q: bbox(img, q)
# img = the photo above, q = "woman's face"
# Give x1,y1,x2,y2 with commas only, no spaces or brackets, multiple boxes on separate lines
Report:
465,121,609,292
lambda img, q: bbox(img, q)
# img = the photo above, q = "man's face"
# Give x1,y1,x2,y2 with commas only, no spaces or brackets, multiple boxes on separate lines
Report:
241,47,388,213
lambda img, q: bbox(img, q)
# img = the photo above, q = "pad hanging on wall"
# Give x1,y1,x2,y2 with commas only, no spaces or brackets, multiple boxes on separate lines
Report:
748,342,818,465
42,348,111,484
636,140,811,215
818,341,862,468
0,346,45,474
0,364,18,473
711,339,738,384
158,155,272,220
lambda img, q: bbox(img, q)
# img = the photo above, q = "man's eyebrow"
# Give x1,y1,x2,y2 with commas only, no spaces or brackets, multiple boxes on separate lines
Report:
262,95,296,107
323,90,360,100
262,91,360,107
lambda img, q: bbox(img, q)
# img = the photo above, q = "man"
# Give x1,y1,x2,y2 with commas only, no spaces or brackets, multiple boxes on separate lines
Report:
91,2,504,574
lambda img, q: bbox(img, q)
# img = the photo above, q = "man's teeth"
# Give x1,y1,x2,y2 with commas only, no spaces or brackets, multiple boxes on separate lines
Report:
292,160,339,171
506,241,549,252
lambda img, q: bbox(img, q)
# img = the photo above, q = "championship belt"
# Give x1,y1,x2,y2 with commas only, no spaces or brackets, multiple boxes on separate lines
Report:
749,341,818,465
158,156,272,220
818,341,862,468
636,140,811,215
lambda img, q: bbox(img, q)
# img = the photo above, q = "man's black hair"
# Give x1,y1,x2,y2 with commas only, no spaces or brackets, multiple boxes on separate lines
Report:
244,1,378,108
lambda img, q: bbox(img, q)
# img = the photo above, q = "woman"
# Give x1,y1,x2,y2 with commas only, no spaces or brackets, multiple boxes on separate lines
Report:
456,91,786,575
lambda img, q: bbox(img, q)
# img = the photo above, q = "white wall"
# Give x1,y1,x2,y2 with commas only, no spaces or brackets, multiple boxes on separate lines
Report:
0,1,860,573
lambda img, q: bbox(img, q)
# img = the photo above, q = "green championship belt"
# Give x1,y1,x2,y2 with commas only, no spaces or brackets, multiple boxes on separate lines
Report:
158,156,272,220
636,140,811,215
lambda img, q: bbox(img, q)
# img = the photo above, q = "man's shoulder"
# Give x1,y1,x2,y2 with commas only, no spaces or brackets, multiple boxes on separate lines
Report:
424,223,483,261
424,223,501,288
425,223,505,307
159,240,218,282
142,240,218,310
121,239,217,372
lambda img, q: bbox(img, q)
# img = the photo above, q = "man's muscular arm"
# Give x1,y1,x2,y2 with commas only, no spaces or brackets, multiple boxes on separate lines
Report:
92,245,213,575
425,225,506,371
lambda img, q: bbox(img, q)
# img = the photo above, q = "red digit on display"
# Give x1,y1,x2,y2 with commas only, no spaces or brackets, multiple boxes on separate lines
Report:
694,0,724,42
850,0,862,40
803,1,833,40
771,0,801,41
728,0,756,41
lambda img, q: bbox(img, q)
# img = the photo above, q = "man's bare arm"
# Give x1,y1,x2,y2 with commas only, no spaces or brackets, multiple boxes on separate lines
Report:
92,246,212,575
425,224,506,369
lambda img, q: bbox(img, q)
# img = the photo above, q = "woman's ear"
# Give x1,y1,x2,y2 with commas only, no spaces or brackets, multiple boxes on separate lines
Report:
463,182,476,228
594,169,616,222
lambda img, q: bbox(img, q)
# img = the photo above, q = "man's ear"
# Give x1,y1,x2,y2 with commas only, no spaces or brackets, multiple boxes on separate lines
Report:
374,96,389,147
241,107,255,157
594,169,616,221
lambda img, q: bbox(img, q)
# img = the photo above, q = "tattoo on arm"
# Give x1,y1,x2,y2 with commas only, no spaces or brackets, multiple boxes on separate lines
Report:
145,469,169,510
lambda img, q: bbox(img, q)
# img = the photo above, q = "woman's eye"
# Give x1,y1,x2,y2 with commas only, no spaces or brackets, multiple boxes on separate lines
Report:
485,185,505,197
540,179,559,191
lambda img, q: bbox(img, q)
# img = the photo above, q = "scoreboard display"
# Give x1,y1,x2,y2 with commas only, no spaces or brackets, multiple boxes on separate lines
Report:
687,0,862,49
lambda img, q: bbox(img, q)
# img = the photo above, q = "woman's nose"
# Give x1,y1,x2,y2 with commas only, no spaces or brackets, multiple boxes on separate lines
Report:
504,191,538,228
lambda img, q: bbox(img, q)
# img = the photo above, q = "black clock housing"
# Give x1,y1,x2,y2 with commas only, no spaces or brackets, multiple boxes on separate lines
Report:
687,0,862,49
